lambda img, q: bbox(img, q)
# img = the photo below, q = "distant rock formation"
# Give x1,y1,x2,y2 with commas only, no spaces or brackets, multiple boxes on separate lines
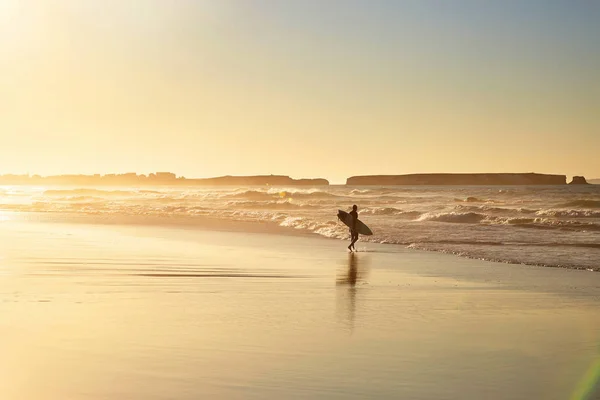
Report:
293,178,330,186
188,175,329,186
0,173,329,186
346,173,567,186
568,176,589,185
589,179,600,185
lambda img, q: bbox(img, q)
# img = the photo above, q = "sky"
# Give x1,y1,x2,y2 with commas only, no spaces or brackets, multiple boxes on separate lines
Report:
0,0,598,183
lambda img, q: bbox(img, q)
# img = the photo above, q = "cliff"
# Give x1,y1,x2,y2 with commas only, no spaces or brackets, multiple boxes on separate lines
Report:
292,178,330,186
187,175,329,186
0,173,329,186
346,173,567,186
568,176,589,185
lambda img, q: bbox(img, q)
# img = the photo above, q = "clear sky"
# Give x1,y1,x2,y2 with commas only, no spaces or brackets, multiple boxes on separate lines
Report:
1,0,598,183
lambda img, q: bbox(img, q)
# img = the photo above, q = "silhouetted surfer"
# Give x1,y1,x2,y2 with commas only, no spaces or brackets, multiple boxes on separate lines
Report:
348,205,359,251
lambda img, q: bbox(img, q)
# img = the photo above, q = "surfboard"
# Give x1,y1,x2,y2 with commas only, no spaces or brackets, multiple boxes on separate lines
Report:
337,210,373,236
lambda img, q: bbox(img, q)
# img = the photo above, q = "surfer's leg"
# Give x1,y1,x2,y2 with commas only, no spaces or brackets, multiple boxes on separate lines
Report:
350,231,359,249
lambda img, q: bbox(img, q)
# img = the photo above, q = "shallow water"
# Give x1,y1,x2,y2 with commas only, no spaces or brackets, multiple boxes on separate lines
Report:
1,219,599,399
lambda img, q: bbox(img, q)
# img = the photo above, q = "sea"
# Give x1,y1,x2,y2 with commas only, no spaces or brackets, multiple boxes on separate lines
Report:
1,184,599,271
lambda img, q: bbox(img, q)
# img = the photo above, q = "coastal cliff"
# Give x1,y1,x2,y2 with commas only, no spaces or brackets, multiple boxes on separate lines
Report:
346,173,567,186
0,173,329,186
188,175,329,186
568,176,589,185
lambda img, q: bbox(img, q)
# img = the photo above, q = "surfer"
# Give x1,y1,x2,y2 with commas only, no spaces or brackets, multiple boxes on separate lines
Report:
348,205,359,251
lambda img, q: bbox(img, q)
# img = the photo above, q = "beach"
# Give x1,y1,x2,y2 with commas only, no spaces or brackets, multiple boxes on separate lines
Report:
1,216,599,400
4,0,599,397
3,1,598,397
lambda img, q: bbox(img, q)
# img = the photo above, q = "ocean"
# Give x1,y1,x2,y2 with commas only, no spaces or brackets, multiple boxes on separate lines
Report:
1,184,599,271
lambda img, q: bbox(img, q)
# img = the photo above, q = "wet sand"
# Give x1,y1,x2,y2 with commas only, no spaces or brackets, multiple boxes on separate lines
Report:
1,219,599,399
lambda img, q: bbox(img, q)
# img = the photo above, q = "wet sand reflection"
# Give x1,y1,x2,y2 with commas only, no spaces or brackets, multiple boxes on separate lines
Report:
336,253,370,333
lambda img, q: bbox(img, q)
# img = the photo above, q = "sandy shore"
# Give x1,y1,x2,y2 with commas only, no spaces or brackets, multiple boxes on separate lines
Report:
0,218,599,399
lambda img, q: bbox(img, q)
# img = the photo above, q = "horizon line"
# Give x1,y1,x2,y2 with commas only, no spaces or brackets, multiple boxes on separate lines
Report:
0,171,595,182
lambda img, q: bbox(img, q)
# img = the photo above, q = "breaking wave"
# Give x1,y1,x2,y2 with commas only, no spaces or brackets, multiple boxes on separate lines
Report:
417,212,487,223
560,200,600,208
224,190,341,201
360,207,421,217
535,209,600,218
224,200,318,210
44,189,140,197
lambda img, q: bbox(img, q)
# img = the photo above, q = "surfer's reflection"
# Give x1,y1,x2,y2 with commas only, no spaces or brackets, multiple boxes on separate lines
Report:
336,253,369,333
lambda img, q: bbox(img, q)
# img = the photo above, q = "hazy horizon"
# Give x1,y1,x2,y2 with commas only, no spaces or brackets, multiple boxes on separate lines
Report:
0,170,598,185
1,1,599,183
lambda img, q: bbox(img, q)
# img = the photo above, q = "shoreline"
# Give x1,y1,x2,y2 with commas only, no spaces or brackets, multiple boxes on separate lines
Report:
3,215,599,298
4,210,599,273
